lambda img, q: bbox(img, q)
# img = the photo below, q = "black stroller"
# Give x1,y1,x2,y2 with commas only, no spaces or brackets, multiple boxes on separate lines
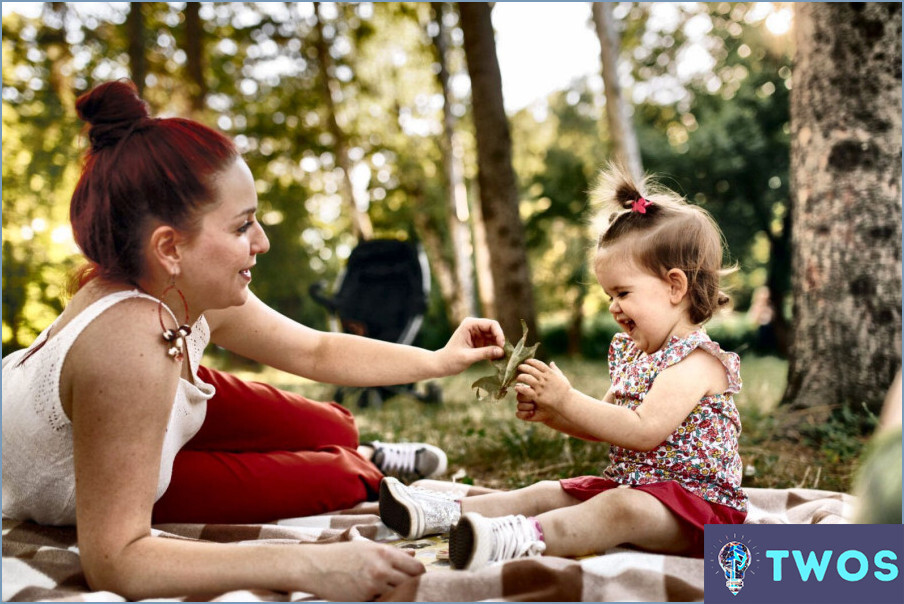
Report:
309,238,442,408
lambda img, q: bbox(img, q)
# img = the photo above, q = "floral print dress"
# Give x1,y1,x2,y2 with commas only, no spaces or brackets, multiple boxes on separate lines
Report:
601,330,748,513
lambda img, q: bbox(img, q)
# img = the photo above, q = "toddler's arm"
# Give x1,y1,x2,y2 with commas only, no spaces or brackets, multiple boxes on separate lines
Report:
514,360,610,440
515,352,727,450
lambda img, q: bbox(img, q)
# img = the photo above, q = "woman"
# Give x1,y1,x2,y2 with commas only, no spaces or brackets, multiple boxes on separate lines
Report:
1,79,504,600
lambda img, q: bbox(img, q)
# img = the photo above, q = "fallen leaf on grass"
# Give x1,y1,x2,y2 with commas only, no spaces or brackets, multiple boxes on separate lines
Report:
472,319,539,400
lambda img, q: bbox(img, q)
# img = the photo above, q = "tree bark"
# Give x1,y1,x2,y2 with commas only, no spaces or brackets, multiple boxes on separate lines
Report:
43,3,75,113
126,3,146,96
313,2,373,241
183,2,207,115
470,185,495,318
591,2,643,183
431,1,476,323
783,3,902,429
458,2,538,341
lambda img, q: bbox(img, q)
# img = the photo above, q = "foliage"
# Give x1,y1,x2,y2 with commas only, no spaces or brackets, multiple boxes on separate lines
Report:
2,8,84,354
2,2,792,362
636,2,793,314
471,319,539,400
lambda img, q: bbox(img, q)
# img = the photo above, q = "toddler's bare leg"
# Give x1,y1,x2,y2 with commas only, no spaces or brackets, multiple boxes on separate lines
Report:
537,487,696,558
460,480,581,518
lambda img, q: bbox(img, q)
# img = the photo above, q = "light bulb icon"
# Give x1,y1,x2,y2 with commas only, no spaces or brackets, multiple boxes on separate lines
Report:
718,541,751,595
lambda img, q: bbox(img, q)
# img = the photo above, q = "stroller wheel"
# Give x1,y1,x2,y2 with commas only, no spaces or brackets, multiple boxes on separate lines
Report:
359,388,384,409
425,382,443,405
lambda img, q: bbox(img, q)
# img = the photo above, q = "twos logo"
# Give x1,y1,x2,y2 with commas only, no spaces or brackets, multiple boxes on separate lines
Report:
717,540,752,595
704,524,903,604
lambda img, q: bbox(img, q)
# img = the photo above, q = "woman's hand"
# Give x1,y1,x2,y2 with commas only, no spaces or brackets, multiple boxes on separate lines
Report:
513,359,572,423
305,541,424,601
436,317,505,375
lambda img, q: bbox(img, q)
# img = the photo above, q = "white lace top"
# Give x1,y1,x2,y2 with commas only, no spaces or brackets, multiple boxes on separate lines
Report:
2,290,214,525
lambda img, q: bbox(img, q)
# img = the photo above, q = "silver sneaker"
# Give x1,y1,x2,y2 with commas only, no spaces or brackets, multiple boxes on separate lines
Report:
450,512,546,570
370,441,448,483
379,477,461,539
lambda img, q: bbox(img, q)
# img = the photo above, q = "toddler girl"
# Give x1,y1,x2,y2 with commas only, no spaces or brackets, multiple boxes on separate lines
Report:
379,165,747,569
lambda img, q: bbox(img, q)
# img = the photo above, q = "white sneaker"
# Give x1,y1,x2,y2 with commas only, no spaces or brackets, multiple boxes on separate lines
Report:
370,441,448,483
449,512,546,570
379,477,461,539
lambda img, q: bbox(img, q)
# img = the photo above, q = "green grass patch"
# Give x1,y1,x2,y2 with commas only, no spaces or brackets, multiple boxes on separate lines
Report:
205,352,864,494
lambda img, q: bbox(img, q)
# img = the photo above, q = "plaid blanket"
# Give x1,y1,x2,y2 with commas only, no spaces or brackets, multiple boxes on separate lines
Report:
2,485,854,602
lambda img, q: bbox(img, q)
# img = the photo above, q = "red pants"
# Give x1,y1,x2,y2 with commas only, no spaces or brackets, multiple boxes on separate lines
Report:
152,366,383,524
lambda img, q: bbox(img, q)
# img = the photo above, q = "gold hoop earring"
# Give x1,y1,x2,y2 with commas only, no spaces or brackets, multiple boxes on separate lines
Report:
158,280,191,361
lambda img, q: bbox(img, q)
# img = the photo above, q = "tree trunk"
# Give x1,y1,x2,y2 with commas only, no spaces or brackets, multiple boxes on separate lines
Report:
43,3,75,113
458,2,538,341
183,2,207,115
470,184,495,318
313,2,373,241
591,2,643,183
431,1,476,323
126,3,146,96
783,3,902,430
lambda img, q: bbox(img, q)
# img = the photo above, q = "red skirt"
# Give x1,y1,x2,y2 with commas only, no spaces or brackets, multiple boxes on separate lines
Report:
559,476,746,556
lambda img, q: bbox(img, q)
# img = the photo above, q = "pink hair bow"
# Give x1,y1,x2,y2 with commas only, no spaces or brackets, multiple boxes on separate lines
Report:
632,197,652,214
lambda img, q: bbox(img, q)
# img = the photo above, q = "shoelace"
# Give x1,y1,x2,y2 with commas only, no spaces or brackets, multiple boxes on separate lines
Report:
376,443,419,475
490,515,546,562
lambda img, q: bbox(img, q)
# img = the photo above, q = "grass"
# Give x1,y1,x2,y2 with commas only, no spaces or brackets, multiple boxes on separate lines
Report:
206,353,867,494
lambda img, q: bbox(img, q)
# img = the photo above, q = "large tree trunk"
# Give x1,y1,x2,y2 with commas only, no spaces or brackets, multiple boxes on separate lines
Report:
591,2,643,183
458,2,538,341
783,3,902,430
183,2,207,115
126,3,146,96
313,2,373,241
431,1,476,324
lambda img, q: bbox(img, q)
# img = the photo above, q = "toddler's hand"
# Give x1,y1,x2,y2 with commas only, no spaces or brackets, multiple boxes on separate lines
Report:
514,359,572,415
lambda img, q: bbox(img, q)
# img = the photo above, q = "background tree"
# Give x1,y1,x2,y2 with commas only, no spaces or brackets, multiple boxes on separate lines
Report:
183,2,207,115
313,1,373,241
458,1,538,341
428,1,476,324
783,2,902,431
591,1,643,183
126,3,147,96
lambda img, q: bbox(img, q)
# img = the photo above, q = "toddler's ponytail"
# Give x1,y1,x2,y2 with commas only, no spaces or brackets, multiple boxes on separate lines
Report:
590,162,735,325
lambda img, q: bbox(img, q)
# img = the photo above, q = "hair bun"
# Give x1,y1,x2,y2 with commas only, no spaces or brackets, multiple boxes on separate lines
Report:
75,79,150,151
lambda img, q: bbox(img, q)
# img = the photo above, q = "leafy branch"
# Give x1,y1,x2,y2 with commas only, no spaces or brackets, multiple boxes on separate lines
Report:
471,320,540,401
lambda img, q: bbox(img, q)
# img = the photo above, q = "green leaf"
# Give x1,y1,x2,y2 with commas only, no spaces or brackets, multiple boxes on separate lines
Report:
471,375,504,401
471,320,540,401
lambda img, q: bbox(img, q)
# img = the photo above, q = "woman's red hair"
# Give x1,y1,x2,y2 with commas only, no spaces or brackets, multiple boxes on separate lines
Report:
70,79,238,290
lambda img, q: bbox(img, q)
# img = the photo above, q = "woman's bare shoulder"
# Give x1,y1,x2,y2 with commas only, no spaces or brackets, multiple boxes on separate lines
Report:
62,290,180,417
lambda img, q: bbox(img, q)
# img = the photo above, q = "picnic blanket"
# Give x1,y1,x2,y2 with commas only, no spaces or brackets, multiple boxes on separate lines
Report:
2,484,854,602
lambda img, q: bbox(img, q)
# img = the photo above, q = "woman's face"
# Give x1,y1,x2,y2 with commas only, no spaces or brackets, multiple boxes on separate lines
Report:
177,157,270,313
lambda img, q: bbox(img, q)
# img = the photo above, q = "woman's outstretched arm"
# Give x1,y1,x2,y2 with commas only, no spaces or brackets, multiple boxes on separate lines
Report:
205,291,504,386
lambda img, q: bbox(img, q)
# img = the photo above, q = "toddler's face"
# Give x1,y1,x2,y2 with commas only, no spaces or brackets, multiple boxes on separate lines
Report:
594,247,690,354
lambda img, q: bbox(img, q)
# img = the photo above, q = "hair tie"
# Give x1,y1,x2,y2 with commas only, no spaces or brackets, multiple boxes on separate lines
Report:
631,197,652,214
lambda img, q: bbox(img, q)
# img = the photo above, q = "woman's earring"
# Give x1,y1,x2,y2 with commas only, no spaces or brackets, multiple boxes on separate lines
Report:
158,279,191,361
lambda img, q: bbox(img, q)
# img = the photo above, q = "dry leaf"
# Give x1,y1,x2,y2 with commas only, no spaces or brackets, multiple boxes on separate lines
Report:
472,319,539,400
